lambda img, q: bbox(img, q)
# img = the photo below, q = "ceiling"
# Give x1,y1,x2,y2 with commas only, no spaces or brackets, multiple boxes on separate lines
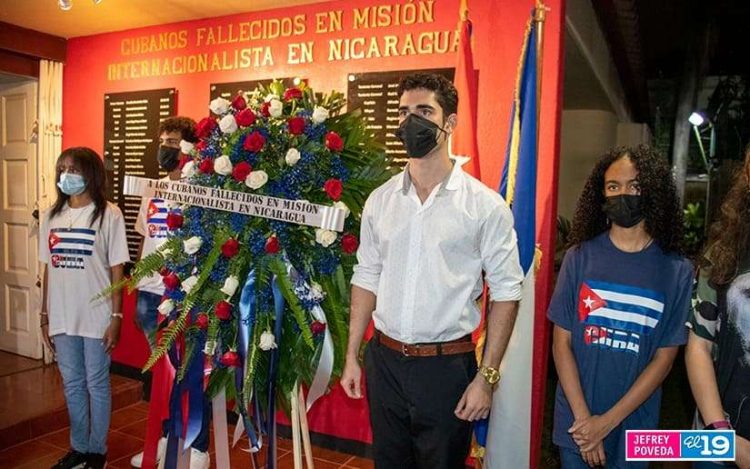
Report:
0,0,328,39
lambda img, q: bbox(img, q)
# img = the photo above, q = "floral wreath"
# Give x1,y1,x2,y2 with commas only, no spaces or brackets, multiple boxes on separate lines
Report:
106,80,392,458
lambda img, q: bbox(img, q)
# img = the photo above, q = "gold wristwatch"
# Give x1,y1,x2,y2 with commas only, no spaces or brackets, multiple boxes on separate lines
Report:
479,365,501,385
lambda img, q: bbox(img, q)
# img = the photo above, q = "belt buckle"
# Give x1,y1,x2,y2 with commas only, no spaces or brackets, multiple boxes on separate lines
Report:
402,343,419,356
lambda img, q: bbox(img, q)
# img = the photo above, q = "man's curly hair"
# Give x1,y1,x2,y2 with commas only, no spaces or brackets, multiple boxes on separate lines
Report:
703,147,750,285
568,145,685,255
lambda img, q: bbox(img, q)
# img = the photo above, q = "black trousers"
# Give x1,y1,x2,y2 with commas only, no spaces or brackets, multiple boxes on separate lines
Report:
364,337,478,469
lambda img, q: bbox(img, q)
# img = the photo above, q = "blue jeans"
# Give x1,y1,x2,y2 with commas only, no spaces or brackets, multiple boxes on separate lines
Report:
136,290,162,349
54,334,111,455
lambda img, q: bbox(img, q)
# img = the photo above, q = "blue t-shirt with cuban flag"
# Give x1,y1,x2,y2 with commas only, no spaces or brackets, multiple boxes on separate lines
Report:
548,232,694,467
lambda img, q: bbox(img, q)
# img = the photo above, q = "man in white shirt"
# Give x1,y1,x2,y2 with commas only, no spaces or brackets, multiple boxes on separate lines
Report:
130,117,210,469
341,73,524,468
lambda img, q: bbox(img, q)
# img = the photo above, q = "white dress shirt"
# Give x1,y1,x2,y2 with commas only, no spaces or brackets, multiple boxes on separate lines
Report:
351,157,524,343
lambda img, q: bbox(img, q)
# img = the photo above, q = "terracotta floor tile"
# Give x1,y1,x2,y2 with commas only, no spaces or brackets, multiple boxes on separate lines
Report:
107,431,146,462
276,452,341,469
11,446,68,469
344,456,375,469
0,352,43,378
0,439,62,467
117,418,148,441
309,445,355,464
110,405,148,430
38,427,71,450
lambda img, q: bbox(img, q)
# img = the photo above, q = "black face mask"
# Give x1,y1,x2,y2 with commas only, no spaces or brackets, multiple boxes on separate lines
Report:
157,146,181,171
394,114,446,159
603,194,643,228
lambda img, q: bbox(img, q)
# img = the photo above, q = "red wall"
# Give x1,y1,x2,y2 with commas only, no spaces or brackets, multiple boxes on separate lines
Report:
63,0,565,450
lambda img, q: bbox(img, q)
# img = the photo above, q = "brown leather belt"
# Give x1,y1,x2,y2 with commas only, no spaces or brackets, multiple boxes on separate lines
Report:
375,331,475,357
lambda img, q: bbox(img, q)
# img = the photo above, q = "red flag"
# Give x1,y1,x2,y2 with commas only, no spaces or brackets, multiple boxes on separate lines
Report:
452,8,481,179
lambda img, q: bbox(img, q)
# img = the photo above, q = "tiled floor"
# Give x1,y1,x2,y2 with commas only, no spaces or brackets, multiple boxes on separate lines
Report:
0,401,373,468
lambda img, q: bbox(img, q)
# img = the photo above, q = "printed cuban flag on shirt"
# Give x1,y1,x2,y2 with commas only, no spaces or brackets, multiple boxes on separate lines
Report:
49,228,96,256
146,198,169,239
578,280,664,335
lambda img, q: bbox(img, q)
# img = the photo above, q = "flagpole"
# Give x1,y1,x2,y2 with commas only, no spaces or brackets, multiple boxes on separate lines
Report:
534,0,548,128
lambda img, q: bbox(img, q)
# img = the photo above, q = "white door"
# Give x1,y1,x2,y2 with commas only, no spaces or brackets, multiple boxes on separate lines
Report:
0,79,41,358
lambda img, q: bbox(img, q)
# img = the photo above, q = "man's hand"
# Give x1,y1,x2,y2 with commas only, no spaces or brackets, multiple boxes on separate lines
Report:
580,441,606,468
41,324,55,357
736,436,750,469
103,319,121,354
340,356,363,399
569,414,616,452
454,374,493,421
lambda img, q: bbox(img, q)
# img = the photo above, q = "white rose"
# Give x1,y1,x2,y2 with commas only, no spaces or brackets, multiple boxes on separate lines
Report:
209,97,231,115
179,140,194,154
311,106,329,124
269,99,283,118
181,275,199,294
183,236,203,255
310,281,325,301
220,276,240,297
203,340,216,355
285,148,301,166
259,330,277,351
157,299,175,316
213,155,233,176
181,160,196,179
245,170,268,190
219,114,238,134
264,93,278,103
315,228,337,247
333,201,350,219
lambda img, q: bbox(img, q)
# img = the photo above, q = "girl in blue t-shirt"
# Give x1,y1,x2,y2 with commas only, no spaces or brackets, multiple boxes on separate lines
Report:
549,146,694,468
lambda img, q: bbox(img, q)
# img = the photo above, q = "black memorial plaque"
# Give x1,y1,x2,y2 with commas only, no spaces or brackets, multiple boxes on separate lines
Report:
104,88,176,262
346,68,454,167
210,78,302,101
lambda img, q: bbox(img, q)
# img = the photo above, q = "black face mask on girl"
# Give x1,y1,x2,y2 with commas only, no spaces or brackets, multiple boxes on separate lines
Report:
394,113,447,159
603,194,644,228
157,146,181,171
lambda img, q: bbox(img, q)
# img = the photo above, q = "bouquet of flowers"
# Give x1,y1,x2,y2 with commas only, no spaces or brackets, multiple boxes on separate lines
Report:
108,80,392,455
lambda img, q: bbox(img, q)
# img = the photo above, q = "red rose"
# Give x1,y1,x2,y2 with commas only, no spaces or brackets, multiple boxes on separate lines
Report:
260,102,271,117
221,238,240,258
220,351,241,367
323,178,343,201
283,87,303,101
287,117,306,135
231,161,252,182
243,131,266,153
231,95,247,111
324,131,344,152
265,236,280,254
163,273,180,290
178,154,190,169
341,233,359,254
199,158,214,174
195,313,209,330
195,141,207,152
165,212,183,230
195,117,217,139
235,109,256,127
310,321,326,336
215,301,232,321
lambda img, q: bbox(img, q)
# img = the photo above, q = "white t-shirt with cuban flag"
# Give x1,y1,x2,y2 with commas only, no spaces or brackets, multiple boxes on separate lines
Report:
39,201,130,339
135,176,172,295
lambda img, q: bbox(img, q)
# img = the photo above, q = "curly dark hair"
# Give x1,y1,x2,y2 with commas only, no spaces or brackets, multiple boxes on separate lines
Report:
568,145,685,255
397,72,458,116
703,147,750,285
158,116,197,143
